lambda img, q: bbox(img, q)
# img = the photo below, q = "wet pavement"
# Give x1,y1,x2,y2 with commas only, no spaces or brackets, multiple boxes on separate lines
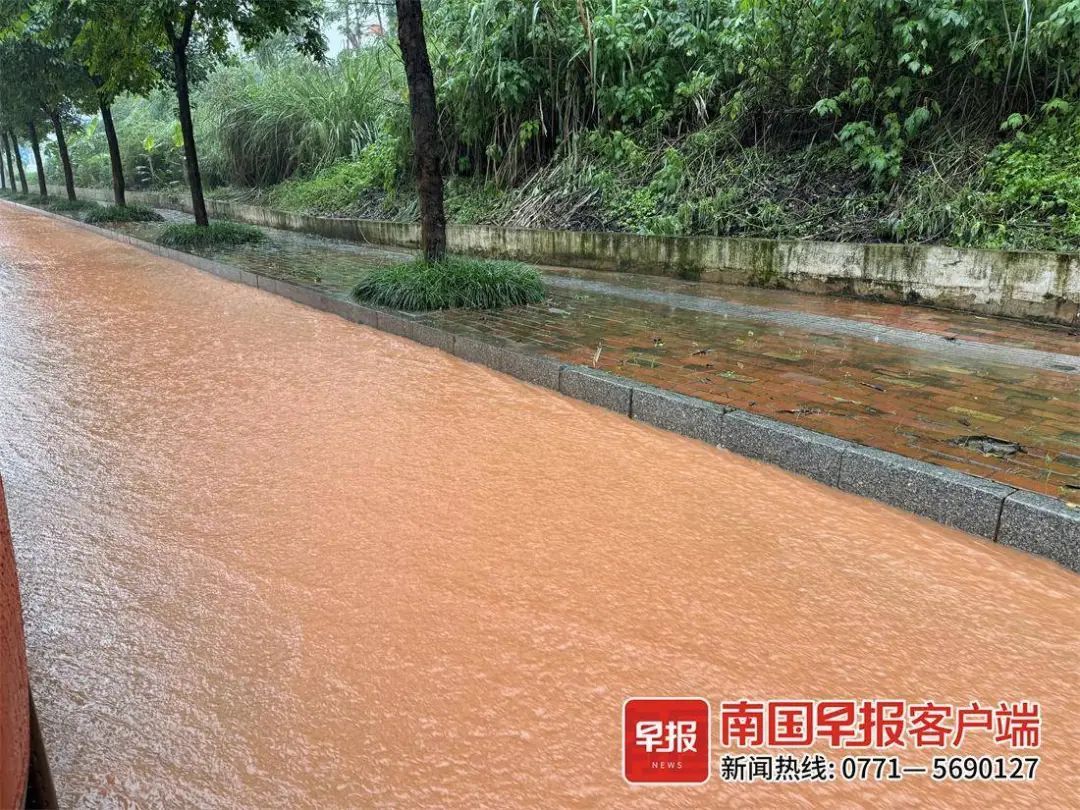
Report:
2,202,1079,808
45,197,1077,505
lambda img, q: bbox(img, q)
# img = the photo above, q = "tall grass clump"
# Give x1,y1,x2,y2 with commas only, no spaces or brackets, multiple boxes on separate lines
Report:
45,198,100,215
198,48,404,187
157,222,266,249
352,256,545,311
84,204,164,224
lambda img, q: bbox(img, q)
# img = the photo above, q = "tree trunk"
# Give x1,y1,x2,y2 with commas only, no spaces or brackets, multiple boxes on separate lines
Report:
396,0,446,262
0,136,6,190
99,99,126,206
172,42,209,226
27,121,48,198
2,133,14,192
49,110,77,201
9,132,28,194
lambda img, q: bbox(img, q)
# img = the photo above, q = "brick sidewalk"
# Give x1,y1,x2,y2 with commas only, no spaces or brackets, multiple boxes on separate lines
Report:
45,203,1080,504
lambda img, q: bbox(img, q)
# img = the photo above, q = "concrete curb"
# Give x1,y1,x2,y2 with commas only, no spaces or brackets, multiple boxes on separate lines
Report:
453,336,563,389
838,446,1015,539
721,410,850,487
630,386,727,446
559,367,635,414
5,198,1076,572
997,491,1080,571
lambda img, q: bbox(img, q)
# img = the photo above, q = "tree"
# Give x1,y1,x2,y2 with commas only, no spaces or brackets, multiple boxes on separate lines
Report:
96,94,126,204
32,33,96,202
1,132,13,190
47,102,76,200
8,129,27,193
26,118,46,195
97,0,326,226
43,0,162,206
0,38,50,196
395,0,445,261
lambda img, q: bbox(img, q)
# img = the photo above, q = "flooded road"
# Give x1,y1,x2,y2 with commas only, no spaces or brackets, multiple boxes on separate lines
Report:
0,204,1077,808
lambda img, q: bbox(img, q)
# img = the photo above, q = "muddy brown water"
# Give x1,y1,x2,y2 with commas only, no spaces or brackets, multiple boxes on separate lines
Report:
0,205,1077,808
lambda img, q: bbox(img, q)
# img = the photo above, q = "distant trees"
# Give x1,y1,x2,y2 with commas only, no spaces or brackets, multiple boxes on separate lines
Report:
329,1,395,50
0,35,52,197
0,0,325,220
140,0,327,226
41,0,160,206
65,0,326,225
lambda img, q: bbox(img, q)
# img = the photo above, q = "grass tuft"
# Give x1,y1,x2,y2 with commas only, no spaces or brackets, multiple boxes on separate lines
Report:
352,255,545,311
44,198,100,215
157,222,266,250
84,204,164,224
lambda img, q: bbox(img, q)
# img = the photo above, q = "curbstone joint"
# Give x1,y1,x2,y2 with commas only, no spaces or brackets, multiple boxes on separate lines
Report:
997,490,1079,572
839,445,1015,539
721,410,850,486
630,385,727,446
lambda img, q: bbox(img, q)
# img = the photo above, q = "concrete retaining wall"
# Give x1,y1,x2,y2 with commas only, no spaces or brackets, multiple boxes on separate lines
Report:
66,186,1080,326
10,197,1077,572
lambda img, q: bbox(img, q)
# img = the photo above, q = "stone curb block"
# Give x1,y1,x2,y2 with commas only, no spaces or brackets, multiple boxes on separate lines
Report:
165,247,189,265
839,446,1014,539
453,336,562,389
410,323,455,354
324,297,379,327
721,410,850,486
630,385,727,446
559,367,634,414
374,312,453,352
238,270,261,289
376,312,413,339
204,260,241,283
997,491,1079,572
275,279,326,310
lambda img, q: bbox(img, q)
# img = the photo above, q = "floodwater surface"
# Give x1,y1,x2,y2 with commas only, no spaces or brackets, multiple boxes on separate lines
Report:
0,205,1077,808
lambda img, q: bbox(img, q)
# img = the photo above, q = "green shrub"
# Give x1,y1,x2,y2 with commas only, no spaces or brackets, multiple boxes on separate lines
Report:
44,198,101,215
84,204,164,224
270,135,402,215
157,222,266,249
955,110,1080,250
352,255,545,311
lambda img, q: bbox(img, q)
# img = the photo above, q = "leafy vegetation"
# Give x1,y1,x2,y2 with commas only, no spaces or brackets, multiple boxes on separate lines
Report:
352,256,545,311
200,50,401,188
157,222,266,249
44,198,99,214
9,0,1080,251
84,203,165,224
957,109,1080,250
